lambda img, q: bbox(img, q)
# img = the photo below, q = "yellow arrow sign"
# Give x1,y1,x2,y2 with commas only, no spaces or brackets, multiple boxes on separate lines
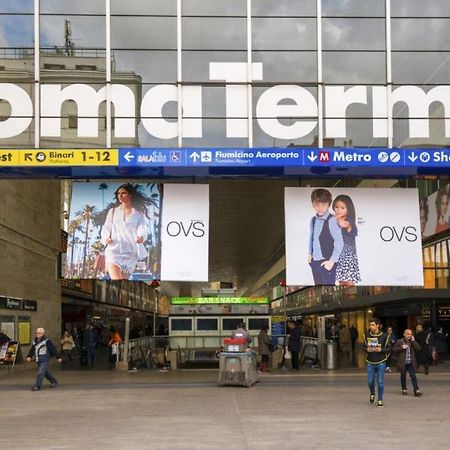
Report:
0,149,118,166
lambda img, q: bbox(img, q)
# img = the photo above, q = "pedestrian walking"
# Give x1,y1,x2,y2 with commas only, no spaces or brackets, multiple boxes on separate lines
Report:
26,328,62,391
434,327,448,363
83,324,98,368
414,324,430,374
60,330,75,369
257,324,272,372
385,326,397,373
363,318,392,408
393,329,423,397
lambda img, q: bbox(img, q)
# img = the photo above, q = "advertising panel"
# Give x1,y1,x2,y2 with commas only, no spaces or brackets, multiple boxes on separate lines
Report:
66,182,162,281
285,188,423,286
420,182,450,239
161,184,209,282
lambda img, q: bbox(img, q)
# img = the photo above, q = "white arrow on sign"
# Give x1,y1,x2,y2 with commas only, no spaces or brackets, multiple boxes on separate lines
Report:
408,152,418,162
124,151,135,162
190,152,200,162
307,151,317,162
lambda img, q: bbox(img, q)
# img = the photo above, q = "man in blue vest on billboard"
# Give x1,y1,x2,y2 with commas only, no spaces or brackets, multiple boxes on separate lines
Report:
27,328,62,391
308,188,344,285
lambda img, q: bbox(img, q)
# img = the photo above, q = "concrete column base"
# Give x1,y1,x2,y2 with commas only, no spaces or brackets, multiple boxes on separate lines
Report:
115,361,128,371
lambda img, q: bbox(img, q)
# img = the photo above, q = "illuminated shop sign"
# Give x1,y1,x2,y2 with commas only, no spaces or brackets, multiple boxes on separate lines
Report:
171,297,269,305
0,63,450,141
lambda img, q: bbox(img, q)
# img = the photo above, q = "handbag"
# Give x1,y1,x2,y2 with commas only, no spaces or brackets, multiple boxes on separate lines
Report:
94,253,106,272
284,348,292,359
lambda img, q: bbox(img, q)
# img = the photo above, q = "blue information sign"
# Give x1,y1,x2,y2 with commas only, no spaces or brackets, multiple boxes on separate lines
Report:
118,147,450,169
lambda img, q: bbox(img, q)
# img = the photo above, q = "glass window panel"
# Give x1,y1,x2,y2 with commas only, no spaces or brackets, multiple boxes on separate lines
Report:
325,119,388,147
0,15,33,47
1,1,34,13
391,0,450,17
392,53,450,85
183,0,246,16
323,19,385,51
41,16,106,49
182,51,247,82
111,0,176,15
322,0,385,17
41,0,105,14
393,119,450,147
113,50,176,83
392,19,450,51
252,0,316,17
111,17,176,49
323,52,386,84
171,318,192,331
182,118,249,147
252,51,317,82
248,318,269,330
222,318,244,331
197,318,218,331
40,52,106,80
253,18,316,50
0,48,34,78
183,18,246,50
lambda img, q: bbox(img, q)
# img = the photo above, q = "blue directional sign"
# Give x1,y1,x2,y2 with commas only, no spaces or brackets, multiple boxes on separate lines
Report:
119,147,450,168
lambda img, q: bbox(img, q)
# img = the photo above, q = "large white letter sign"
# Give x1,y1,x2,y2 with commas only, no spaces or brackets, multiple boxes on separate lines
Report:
0,83,33,138
256,85,317,139
325,86,367,138
209,62,263,138
140,85,202,139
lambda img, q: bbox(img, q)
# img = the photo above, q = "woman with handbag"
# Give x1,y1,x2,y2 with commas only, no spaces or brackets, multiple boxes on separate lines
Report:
101,183,152,280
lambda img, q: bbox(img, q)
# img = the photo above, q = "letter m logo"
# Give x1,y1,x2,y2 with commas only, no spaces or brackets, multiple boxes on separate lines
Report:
319,151,330,162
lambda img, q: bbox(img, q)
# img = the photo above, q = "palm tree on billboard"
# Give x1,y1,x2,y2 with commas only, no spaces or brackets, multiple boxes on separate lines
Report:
76,205,97,278
67,217,83,276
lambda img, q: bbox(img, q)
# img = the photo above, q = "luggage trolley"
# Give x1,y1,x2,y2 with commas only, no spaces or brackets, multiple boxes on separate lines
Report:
218,338,259,388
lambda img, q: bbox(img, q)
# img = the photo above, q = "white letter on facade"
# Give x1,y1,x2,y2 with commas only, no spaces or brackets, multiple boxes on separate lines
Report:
256,86,317,139
392,86,450,138
209,62,263,138
0,83,33,138
140,85,202,139
325,86,367,138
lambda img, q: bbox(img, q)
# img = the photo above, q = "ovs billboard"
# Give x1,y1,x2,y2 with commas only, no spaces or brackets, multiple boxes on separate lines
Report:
285,188,423,286
66,182,209,282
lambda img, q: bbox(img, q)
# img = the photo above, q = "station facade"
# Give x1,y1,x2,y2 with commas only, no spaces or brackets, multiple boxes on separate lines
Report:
1,1,450,354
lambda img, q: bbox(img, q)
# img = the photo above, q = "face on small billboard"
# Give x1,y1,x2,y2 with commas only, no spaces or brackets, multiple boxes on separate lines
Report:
285,188,423,287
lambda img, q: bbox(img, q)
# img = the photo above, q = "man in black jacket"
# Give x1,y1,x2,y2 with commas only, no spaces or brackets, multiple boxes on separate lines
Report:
393,329,423,397
363,318,391,407
27,328,62,391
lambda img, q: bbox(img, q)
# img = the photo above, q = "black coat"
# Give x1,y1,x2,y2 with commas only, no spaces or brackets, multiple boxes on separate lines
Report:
288,327,301,352
393,338,421,372
414,331,429,364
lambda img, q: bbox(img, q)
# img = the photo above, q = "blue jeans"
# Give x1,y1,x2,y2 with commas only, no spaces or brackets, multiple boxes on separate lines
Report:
367,362,386,401
35,360,57,388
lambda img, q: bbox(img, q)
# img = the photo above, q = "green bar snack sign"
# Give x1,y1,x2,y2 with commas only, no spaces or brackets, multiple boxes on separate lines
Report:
171,297,269,305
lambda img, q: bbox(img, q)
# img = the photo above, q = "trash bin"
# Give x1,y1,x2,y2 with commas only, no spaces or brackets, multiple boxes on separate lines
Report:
321,341,338,370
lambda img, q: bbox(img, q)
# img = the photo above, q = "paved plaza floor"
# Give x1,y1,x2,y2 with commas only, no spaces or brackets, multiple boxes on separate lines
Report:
1,365,449,450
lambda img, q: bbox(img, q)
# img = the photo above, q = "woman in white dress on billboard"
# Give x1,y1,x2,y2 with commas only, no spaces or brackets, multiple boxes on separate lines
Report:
101,183,150,280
